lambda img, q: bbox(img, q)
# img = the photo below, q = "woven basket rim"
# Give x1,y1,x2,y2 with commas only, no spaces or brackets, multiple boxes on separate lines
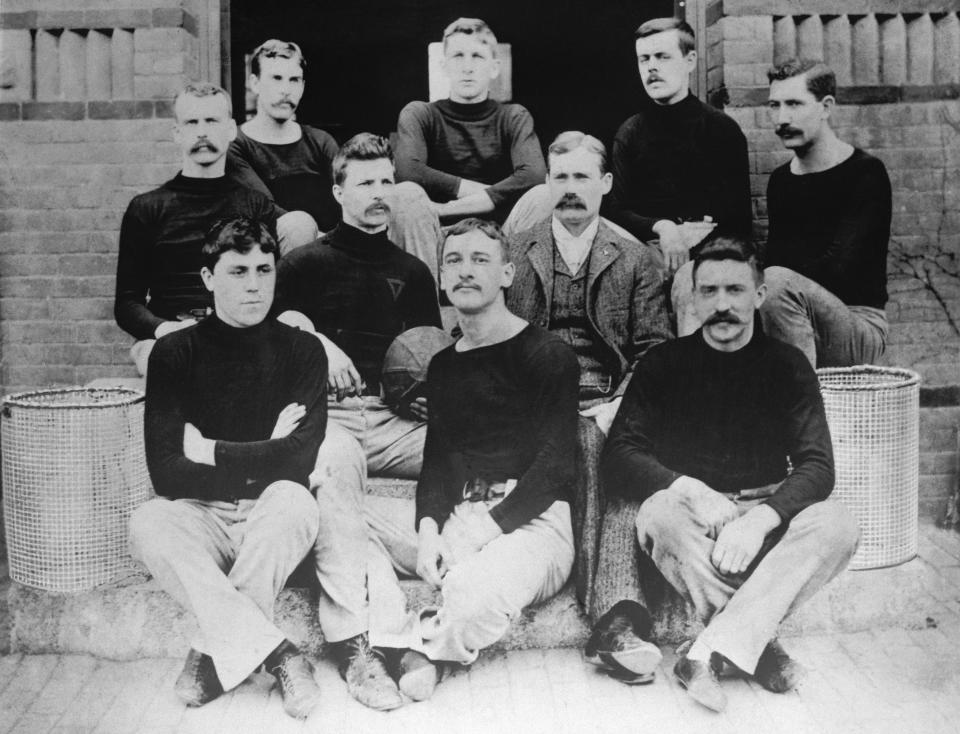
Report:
3,386,144,409
816,365,920,391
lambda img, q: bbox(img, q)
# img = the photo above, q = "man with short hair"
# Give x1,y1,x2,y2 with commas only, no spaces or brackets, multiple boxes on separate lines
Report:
396,18,546,229
129,217,327,720
606,17,751,272
275,132,441,711
603,236,859,712
115,82,314,375
761,58,890,367
229,39,442,270
363,218,579,702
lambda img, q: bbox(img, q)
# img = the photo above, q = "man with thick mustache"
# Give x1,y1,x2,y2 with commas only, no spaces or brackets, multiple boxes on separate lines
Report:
603,236,858,712
506,131,672,684
605,17,752,274
760,59,891,368
273,133,441,711
115,82,308,375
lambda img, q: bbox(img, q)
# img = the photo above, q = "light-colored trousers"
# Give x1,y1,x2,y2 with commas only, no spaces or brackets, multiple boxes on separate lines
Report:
671,263,888,368
128,481,319,690
636,481,859,674
308,395,426,642
363,497,575,665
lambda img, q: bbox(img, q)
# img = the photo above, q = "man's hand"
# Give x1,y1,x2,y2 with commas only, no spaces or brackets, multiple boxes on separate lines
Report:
276,312,365,400
154,319,197,339
271,403,305,439
652,220,688,273
416,518,446,588
710,504,781,576
183,422,216,466
678,218,716,251
407,397,428,422
580,397,622,436
456,179,488,198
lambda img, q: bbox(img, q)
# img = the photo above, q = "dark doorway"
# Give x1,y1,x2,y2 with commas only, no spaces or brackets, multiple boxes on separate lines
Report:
229,0,675,149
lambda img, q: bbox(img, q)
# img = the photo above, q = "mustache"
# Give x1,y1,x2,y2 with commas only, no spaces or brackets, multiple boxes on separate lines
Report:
775,124,802,137
555,193,588,210
365,202,391,215
646,75,664,84
190,140,219,153
704,312,743,326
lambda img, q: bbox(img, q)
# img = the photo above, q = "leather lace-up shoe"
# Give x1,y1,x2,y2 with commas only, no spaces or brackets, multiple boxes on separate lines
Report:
331,633,403,711
174,648,224,707
396,650,442,702
266,641,322,720
585,600,662,684
754,639,804,693
674,641,727,713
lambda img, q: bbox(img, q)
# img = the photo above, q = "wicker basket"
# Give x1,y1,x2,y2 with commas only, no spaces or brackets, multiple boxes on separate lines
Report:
1,387,154,592
817,366,920,570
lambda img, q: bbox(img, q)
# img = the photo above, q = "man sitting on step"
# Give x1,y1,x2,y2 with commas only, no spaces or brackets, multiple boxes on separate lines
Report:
601,236,860,712
128,216,327,720
361,218,579,703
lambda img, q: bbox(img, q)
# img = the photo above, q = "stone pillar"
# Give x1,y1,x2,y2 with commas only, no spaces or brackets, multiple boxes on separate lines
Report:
880,15,908,86
852,14,881,85
773,16,796,65
35,29,60,101
797,15,825,60
825,16,853,86
59,30,86,99
933,13,960,85
111,29,135,99
86,30,112,100
907,14,935,85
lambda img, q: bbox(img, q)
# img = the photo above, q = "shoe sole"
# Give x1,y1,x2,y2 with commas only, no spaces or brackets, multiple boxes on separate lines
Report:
399,664,440,702
586,641,663,677
676,676,727,713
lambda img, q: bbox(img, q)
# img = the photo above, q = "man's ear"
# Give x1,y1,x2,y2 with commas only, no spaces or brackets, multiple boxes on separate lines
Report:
685,50,698,74
226,118,238,144
600,171,613,195
754,281,768,309
501,260,516,289
200,266,215,293
820,94,836,120
331,184,343,206
489,56,501,80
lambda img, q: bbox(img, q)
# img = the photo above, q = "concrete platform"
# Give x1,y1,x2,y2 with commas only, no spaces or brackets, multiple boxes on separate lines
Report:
7,469,959,660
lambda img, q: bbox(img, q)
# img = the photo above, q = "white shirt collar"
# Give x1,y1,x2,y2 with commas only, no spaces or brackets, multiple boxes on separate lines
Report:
551,216,600,274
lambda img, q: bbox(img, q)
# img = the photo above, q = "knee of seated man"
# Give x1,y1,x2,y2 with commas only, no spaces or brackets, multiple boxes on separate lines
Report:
128,498,180,557
311,426,366,488
636,488,685,539
762,266,798,298
259,480,318,526
811,500,860,555
441,563,513,624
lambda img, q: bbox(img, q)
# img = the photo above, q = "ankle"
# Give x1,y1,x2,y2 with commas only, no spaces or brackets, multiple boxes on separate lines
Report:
265,639,299,672
685,638,713,663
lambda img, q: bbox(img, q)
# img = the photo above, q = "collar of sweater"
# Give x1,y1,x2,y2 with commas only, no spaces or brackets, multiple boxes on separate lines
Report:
694,319,767,363
437,97,499,122
199,313,274,340
644,92,701,122
166,172,237,194
327,222,397,262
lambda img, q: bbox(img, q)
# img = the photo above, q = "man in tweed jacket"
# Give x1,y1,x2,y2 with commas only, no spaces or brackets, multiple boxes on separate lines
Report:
506,131,672,684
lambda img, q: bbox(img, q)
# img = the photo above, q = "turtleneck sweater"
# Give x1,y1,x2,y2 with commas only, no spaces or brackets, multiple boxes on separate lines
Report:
275,222,442,392
766,148,890,308
115,173,278,339
395,97,546,220
145,314,328,501
602,328,834,522
605,93,752,242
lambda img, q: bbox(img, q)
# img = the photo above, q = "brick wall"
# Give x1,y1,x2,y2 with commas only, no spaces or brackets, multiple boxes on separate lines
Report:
0,1,202,395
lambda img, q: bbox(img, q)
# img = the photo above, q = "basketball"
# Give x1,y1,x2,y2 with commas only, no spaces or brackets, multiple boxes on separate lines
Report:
381,326,455,408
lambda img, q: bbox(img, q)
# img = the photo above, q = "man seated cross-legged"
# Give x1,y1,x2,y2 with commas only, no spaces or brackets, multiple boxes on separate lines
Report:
601,236,860,712
128,217,328,720
361,218,580,703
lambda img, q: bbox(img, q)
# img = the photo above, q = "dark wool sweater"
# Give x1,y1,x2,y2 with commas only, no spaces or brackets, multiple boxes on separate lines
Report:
417,324,580,534
765,148,891,308
605,94,752,242
227,126,341,233
275,223,442,392
602,329,834,522
396,98,546,220
114,174,277,340
145,315,328,501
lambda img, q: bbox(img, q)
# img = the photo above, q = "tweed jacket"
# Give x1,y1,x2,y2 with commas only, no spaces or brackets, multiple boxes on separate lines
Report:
506,217,673,398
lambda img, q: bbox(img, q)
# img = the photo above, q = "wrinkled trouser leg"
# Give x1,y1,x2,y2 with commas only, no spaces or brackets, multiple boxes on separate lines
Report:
367,500,574,665
760,266,888,368
636,483,859,674
389,181,444,282
590,497,648,624
129,482,319,690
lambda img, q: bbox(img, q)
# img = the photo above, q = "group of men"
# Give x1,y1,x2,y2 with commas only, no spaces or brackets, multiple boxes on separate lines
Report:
117,14,889,720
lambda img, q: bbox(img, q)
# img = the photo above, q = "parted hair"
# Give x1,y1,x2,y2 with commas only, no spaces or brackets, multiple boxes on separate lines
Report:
692,236,763,286
174,81,232,117
442,17,498,54
547,131,608,174
331,133,394,186
767,58,836,100
250,39,306,77
634,17,696,56
441,218,511,264
202,216,278,271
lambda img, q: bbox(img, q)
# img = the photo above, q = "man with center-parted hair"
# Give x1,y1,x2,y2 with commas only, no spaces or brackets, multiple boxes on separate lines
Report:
602,236,859,712
605,17,751,272
129,217,328,720
115,82,316,375
360,218,579,703
274,132,442,711
229,39,443,270
396,18,546,231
